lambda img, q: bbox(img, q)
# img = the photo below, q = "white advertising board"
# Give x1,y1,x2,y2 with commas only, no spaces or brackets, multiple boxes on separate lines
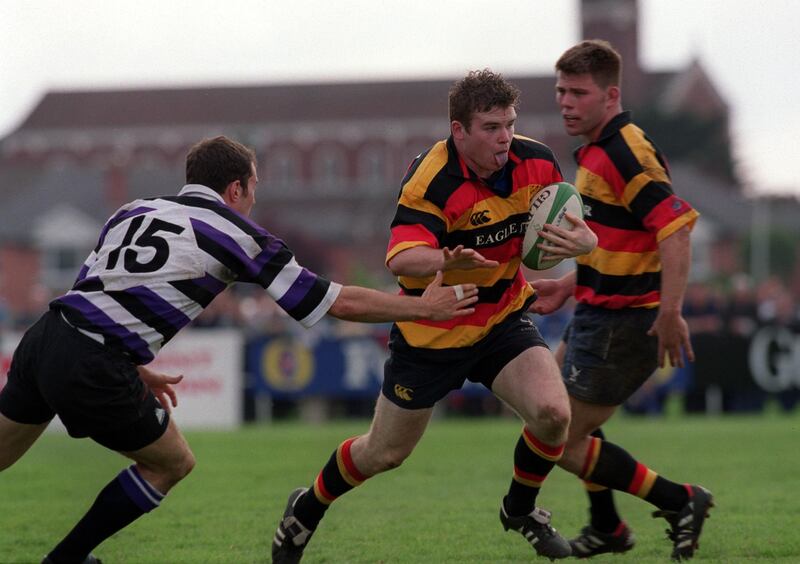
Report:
0,328,243,431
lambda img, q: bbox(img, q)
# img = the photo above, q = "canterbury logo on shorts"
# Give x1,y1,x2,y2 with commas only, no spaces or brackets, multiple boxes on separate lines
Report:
394,385,413,401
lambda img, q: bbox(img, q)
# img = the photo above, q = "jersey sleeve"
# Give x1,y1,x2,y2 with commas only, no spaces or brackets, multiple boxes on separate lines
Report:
386,163,448,265
613,132,699,241
188,205,341,327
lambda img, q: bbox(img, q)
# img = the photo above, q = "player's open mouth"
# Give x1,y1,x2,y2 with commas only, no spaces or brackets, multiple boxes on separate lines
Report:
494,151,508,167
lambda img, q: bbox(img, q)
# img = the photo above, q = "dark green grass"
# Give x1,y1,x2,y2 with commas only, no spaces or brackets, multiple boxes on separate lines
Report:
2,409,799,563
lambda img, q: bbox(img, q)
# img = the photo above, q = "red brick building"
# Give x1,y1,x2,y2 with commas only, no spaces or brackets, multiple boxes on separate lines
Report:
0,0,779,323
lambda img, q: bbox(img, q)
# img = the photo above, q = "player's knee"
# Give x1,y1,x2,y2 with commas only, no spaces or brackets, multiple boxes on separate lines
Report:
174,449,196,481
375,446,411,472
534,403,571,443
157,448,196,486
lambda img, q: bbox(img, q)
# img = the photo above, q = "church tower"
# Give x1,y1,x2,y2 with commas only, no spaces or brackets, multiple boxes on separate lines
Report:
580,0,645,107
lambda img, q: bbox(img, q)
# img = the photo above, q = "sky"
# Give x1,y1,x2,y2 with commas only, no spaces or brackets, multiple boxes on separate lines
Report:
1,0,798,196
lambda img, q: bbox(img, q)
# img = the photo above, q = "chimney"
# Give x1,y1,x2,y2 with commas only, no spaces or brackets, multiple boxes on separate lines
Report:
581,0,645,107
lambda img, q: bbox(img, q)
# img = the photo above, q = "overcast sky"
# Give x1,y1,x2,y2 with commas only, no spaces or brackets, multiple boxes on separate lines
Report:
1,0,797,195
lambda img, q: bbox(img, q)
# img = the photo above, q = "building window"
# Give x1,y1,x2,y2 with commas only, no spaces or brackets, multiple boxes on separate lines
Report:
312,145,347,193
266,149,300,192
42,246,84,292
358,145,389,191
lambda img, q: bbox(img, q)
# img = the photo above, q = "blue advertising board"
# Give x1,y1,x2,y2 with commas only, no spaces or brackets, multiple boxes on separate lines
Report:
246,335,387,399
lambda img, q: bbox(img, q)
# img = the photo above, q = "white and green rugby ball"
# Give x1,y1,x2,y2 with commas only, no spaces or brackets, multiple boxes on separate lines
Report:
521,182,584,270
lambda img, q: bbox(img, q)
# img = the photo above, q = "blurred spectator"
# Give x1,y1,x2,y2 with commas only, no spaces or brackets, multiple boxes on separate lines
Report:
723,274,758,337
684,281,724,334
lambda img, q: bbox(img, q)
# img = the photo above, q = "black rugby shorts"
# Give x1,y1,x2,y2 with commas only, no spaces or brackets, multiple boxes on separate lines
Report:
561,304,659,405
382,311,549,409
0,309,169,451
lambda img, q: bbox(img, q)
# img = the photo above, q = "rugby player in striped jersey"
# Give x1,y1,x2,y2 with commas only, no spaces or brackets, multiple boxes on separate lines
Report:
0,136,478,564
532,40,713,560
272,70,598,563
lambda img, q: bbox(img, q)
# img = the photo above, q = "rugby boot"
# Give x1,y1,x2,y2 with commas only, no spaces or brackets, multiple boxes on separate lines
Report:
272,487,315,564
652,485,714,560
568,522,635,558
500,499,572,560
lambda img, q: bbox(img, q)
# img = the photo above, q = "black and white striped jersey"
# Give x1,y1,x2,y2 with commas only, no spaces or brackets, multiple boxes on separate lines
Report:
51,184,341,364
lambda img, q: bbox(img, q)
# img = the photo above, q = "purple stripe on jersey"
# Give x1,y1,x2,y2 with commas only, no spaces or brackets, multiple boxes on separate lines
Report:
191,218,284,279
57,293,154,364
96,206,156,248
276,268,316,312
192,272,228,294
125,285,192,331
75,262,91,284
252,236,288,269
73,275,103,292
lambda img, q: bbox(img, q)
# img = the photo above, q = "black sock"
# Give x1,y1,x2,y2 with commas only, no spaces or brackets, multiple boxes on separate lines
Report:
504,427,564,516
47,465,164,563
584,428,622,533
293,437,367,530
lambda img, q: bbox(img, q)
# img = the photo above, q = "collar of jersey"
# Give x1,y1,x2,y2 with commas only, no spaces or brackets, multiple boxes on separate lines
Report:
572,110,633,163
177,184,226,203
445,136,515,197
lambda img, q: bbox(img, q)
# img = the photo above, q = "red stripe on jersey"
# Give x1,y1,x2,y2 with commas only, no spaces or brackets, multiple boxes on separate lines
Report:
340,438,367,483
511,156,563,190
574,286,660,309
627,463,648,495
642,194,693,233
576,147,626,196
411,274,528,330
588,221,658,253
442,182,479,223
477,240,523,263
523,427,566,458
388,224,438,253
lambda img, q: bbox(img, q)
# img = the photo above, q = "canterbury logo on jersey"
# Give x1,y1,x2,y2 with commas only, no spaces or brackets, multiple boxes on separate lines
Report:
394,385,414,401
469,210,492,226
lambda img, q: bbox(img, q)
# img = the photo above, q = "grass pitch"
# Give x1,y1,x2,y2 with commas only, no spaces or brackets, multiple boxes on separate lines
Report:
2,408,798,563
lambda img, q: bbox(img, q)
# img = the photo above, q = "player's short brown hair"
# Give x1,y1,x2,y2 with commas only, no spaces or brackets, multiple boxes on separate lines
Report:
555,39,622,89
449,69,520,132
186,136,257,195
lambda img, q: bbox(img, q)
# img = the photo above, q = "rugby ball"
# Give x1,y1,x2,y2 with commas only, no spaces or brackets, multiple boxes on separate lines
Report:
521,182,584,270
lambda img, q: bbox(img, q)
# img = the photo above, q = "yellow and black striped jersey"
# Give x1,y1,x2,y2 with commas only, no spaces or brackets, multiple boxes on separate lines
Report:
573,111,699,309
387,135,562,349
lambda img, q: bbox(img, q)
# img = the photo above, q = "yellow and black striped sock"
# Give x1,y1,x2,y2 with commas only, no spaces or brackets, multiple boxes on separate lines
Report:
582,428,623,533
294,437,368,529
504,426,564,516
582,436,688,512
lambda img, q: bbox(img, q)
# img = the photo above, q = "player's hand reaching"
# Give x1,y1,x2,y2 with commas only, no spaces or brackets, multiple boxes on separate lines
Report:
421,270,479,320
537,212,597,261
443,245,500,271
648,310,695,368
137,365,183,413
529,277,573,315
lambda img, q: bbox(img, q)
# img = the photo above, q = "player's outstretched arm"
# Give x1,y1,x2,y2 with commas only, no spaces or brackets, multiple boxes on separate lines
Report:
327,271,478,323
388,245,499,277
